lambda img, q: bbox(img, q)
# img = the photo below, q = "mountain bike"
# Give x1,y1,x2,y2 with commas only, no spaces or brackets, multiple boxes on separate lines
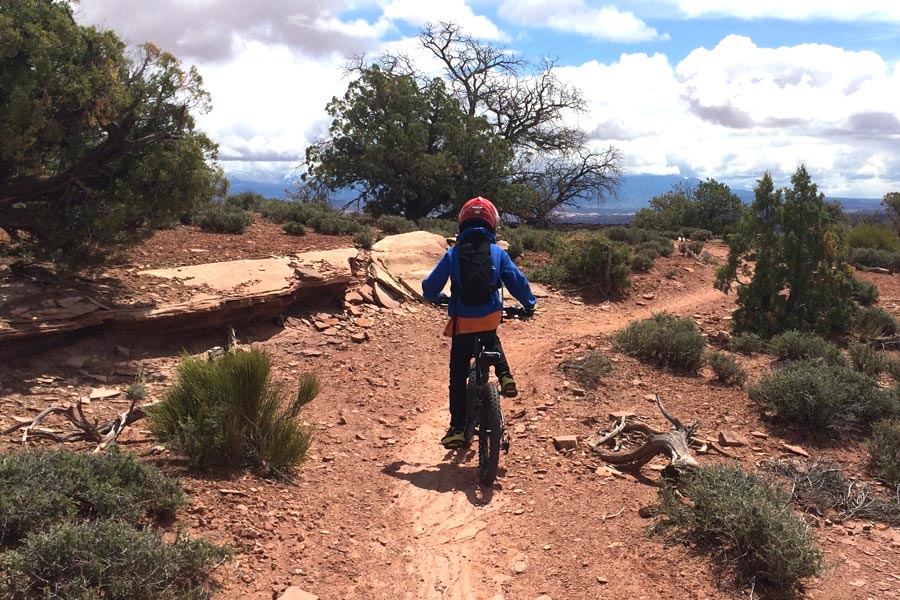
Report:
443,300,531,486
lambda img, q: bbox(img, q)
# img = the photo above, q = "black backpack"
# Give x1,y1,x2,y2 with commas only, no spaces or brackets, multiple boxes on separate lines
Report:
456,230,497,306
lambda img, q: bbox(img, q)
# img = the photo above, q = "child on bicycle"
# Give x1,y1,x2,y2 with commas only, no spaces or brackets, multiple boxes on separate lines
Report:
422,196,537,449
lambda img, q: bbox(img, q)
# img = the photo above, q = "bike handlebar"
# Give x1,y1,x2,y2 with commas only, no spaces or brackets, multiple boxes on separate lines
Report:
433,295,534,320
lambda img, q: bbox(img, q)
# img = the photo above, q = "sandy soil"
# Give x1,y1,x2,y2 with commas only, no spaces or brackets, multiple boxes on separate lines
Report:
1,221,899,600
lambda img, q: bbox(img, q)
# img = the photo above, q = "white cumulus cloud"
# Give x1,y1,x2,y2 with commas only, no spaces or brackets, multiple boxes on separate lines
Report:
498,0,667,42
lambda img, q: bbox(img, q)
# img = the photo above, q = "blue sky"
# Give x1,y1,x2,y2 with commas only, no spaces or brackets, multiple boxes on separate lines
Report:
74,0,900,198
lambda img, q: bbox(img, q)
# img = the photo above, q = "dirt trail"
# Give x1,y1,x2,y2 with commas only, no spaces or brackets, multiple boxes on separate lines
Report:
364,284,731,599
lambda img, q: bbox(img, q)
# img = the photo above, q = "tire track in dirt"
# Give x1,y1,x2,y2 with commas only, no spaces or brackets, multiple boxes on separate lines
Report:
370,285,729,598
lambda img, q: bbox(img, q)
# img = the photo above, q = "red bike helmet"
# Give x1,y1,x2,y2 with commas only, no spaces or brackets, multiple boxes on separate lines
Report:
458,196,499,233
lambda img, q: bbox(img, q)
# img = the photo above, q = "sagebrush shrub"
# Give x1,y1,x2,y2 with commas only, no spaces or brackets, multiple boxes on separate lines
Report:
630,250,655,272
0,520,228,600
729,332,766,354
850,277,880,306
849,342,888,377
0,450,184,547
853,306,900,340
849,247,900,271
149,349,317,474
375,215,417,234
556,235,632,295
559,352,614,387
705,350,747,386
282,221,307,236
869,420,900,485
748,359,900,434
768,330,846,366
191,203,252,234
846,223,900,252
655,464,823,591
614,313,706,372
353,227,374,249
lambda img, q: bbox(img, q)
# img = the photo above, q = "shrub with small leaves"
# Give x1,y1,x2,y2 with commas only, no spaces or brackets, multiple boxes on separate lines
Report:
353,227,374,249
375,215,418,234
869,419,900,485
191,203,252,234
729,332,766,354
630,250,655,272
849,247,900,271
849,342,888,377
853,306,900,340
748,359,900,434
850,277,880,306
0,450,184,547
282,221,307,236
149,349,317,475
654,464,823,592
0,520,228,600
768,330,846,366
416,218,457,238
559,352,614,387
614,312,706,372
705,350,747,386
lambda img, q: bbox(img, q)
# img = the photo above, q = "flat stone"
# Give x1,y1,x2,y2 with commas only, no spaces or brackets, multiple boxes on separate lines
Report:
608,409,636,420
750,431,769,439
278,587,319,600
350,332,368,344
782,442,810,458
718,430,748,447
89,387,121,400
641,293,655,300
345,290,364,304
552,435,577,451
356,318,373,328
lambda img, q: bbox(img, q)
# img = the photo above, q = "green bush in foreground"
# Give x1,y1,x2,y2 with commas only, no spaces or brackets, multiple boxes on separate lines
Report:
559,352,614,387
728,332,766,354
554,234,632,295
614,312,705,372
282,221,307,236
748,359,900,434
850,277,880,306
849,342,888,378
0,451,184,547
869,420,900,485
654,464,823,592
705,350,747,386
353,227,374,249
767,330,846,366
149,349,317,475
0,520,228,600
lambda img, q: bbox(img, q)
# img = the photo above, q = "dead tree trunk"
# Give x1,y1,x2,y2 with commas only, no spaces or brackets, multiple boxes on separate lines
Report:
587,395,700,472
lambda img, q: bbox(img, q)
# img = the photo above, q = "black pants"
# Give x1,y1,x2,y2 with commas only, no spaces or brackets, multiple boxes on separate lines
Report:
448,330,510,429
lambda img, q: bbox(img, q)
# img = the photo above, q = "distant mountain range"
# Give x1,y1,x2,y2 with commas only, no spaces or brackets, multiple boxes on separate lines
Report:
227,173,884,224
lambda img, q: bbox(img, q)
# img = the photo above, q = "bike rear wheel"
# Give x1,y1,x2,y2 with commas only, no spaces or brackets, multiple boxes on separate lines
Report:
478,382,503,486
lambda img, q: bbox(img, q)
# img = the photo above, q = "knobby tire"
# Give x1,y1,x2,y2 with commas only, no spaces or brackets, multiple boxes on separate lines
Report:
478,382,502,486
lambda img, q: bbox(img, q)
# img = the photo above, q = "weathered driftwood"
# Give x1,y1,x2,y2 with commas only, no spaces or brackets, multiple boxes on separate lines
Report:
587,395,704,471
3,398,157,452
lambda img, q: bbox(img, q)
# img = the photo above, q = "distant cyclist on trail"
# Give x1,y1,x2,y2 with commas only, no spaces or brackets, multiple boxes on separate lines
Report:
422,196,537,449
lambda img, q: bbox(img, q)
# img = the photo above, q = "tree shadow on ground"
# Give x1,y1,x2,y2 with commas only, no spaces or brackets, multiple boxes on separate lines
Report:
381,456,504,505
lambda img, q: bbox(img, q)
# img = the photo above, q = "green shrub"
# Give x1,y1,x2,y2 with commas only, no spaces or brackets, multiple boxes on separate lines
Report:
257,199,296,224
353,227,374,249
850,277,880,306
630,250,655,272
375,215,418,234
849,342,888,377
0,520,228,600
316,214,363,236
748,359,900,434
681,227,713,242
654,464,823,591
705,350,747,386
417,218,457,238
506,236,524,261
849,247,900,271
225,191,267,212
768,330,846,366
282,221,307,236
553,235,631,295
518,227,563,254
853,306,900,340
613,312,706,372
846,223,900,252
0,451,184,546
888,359,900,383
869,419,900,485
149,349,317,475
729,332,766,354
191,203,251,234
559,352,614,387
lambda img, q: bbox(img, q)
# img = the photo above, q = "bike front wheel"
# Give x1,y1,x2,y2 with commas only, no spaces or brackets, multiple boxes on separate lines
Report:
478,382,503,486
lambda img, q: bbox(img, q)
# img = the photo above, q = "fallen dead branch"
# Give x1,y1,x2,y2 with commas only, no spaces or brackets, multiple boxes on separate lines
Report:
766,459,900,525
3,399,158,452
600,506,626,523
586,395,703,472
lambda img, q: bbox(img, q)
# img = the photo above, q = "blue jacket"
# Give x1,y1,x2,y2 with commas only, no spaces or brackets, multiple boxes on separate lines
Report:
422,227,537,318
